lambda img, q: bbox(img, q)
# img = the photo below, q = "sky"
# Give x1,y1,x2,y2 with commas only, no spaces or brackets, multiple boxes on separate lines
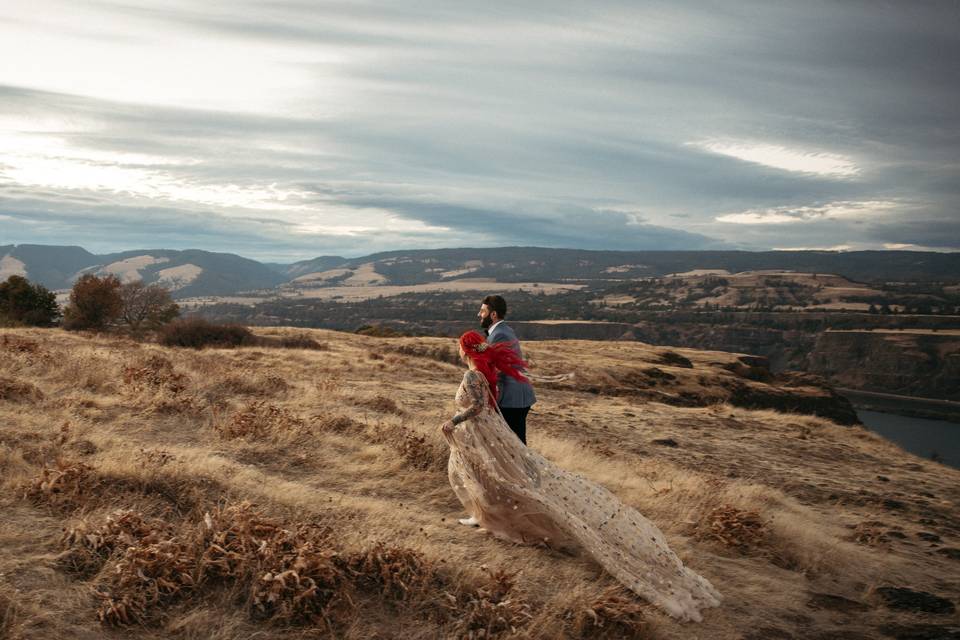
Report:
1,0,958,261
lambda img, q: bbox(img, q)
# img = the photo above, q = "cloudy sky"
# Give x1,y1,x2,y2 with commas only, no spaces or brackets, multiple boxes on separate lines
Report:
1,1,958,261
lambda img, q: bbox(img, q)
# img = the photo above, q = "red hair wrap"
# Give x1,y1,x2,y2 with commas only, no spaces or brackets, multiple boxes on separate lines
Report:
459,330,530,405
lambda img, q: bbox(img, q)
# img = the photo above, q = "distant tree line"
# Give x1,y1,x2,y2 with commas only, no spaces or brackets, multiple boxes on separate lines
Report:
0,273,180,333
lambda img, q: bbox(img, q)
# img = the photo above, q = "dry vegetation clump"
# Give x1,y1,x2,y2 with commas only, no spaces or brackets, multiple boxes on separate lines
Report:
658,350,693,369
1,333,40,353
697,504,769,552
369,422,448,473
357,394,404,415
96,536,198,626
568,587,650,639
159,318,255,349
342,544,439,602
58,510,173,578
443,567,533,639
0,374,44,402
312,413,364,434
24,459,96,512
198,503,349,629
215,402,307,440
387,341,461,366
848,521,891,548
122,354,188,394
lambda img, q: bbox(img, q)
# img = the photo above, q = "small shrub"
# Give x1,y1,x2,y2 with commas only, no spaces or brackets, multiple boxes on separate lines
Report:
445,567,532,639
0,376,44,403
570,587,648,639
58,510,171,578
388,342,460,366
697,505,768,551
216,402,306,439
356,324,406,338
278,334,328,350
343,544,438,601
24,459,96,512
659,350,693,368
357,395,403,414
159,318,254,349
63,274,122,331
122,355,187,394
313,414,363,433
370,424,447,472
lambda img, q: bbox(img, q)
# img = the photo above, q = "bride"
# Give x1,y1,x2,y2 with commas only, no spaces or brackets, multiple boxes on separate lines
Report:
440,331,721,622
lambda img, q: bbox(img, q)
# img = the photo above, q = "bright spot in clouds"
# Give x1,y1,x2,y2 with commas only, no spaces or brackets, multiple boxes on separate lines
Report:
693,140,860,178
716,200,898,224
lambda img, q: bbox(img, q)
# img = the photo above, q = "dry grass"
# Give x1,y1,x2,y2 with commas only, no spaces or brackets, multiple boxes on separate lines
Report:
0,326,958,640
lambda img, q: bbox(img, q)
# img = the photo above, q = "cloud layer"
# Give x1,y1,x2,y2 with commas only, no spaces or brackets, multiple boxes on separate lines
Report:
1,0,957,260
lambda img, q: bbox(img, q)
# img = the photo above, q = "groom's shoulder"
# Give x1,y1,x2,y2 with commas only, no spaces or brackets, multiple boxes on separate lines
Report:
489,322,516,342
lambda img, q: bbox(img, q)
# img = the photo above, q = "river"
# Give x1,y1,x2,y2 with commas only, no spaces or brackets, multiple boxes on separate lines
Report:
857,410,959,469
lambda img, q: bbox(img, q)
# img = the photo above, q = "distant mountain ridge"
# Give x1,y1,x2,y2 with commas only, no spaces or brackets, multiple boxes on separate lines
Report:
0,244,286,298
3,244,958,299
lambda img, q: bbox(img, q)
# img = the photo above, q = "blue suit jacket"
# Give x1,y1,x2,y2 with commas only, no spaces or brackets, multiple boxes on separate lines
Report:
487,322,536,408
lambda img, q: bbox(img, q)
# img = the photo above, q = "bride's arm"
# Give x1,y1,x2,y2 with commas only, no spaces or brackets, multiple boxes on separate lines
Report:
442,371,486,434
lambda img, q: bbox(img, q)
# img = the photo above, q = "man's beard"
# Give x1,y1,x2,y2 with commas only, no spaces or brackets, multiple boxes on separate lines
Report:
480,315,493,329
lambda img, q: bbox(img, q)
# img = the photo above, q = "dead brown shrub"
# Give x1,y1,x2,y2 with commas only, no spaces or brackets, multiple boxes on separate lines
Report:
0,333,40,353
358,394,404,415
343,544,438,602
96,537,197,626
388,342,461,366
569,587,649,639
277,334,328,350
58,510,172,578
198,503,349,629
848,521,891,548
443,567,533,639
697,505,768,552
24,459,96,511
216,402,306,439
313,413,364,434
370,423,447,473
0,375,44,402
122,355,187,394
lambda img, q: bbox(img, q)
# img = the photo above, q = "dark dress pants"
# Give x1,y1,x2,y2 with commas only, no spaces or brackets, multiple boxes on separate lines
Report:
499,406,530,445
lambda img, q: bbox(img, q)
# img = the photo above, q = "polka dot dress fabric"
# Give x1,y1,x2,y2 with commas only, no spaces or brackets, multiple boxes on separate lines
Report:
445,369,722,622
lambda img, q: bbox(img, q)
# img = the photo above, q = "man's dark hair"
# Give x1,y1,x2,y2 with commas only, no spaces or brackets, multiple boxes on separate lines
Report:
482,294,507,318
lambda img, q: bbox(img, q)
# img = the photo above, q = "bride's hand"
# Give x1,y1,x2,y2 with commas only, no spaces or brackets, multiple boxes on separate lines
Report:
441,420,454,435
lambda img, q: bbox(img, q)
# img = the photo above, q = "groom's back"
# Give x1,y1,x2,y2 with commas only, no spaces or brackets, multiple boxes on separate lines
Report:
488,323,536,408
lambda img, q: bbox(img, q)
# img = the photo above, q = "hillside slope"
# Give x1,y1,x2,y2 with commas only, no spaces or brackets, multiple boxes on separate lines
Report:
1,329,957,639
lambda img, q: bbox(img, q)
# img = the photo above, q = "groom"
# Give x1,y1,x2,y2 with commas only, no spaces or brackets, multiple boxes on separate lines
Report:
478,294,535,445
459,294,538,527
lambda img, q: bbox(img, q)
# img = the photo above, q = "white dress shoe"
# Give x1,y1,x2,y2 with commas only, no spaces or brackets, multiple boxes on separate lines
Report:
458,516,480,527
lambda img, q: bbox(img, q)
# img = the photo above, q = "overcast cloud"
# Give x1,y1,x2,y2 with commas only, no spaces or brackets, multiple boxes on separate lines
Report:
1,0,957,260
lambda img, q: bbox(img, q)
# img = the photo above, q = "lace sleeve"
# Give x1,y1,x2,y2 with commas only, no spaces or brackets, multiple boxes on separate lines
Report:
451,370,487,425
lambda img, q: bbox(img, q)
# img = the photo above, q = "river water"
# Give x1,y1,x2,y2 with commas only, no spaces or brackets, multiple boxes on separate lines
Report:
857,410,959,469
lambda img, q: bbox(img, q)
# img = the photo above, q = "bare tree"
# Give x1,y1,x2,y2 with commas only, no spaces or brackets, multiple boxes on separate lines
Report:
119,281,180,332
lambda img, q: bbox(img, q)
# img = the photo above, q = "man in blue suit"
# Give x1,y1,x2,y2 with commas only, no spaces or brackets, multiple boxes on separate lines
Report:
478,294,536,445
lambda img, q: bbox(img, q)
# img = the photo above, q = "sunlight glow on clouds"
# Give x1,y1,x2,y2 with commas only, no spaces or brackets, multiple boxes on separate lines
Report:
0,131,311,211
716,200,898,224
693,140,860,178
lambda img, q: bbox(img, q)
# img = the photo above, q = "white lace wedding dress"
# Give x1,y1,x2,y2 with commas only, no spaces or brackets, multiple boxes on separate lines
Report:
444,369,721,622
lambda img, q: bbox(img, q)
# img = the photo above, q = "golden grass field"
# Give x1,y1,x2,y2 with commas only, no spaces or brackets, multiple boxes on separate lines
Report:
1,327,958,639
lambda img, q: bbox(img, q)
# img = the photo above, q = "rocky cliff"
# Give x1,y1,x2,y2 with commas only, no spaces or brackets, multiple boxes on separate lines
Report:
807,330,960,400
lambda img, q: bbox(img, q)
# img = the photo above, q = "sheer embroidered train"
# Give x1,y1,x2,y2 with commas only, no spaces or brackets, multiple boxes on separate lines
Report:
443,369,722,622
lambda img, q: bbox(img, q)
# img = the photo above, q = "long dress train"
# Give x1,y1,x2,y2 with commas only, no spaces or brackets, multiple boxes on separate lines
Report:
444,369,721,622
